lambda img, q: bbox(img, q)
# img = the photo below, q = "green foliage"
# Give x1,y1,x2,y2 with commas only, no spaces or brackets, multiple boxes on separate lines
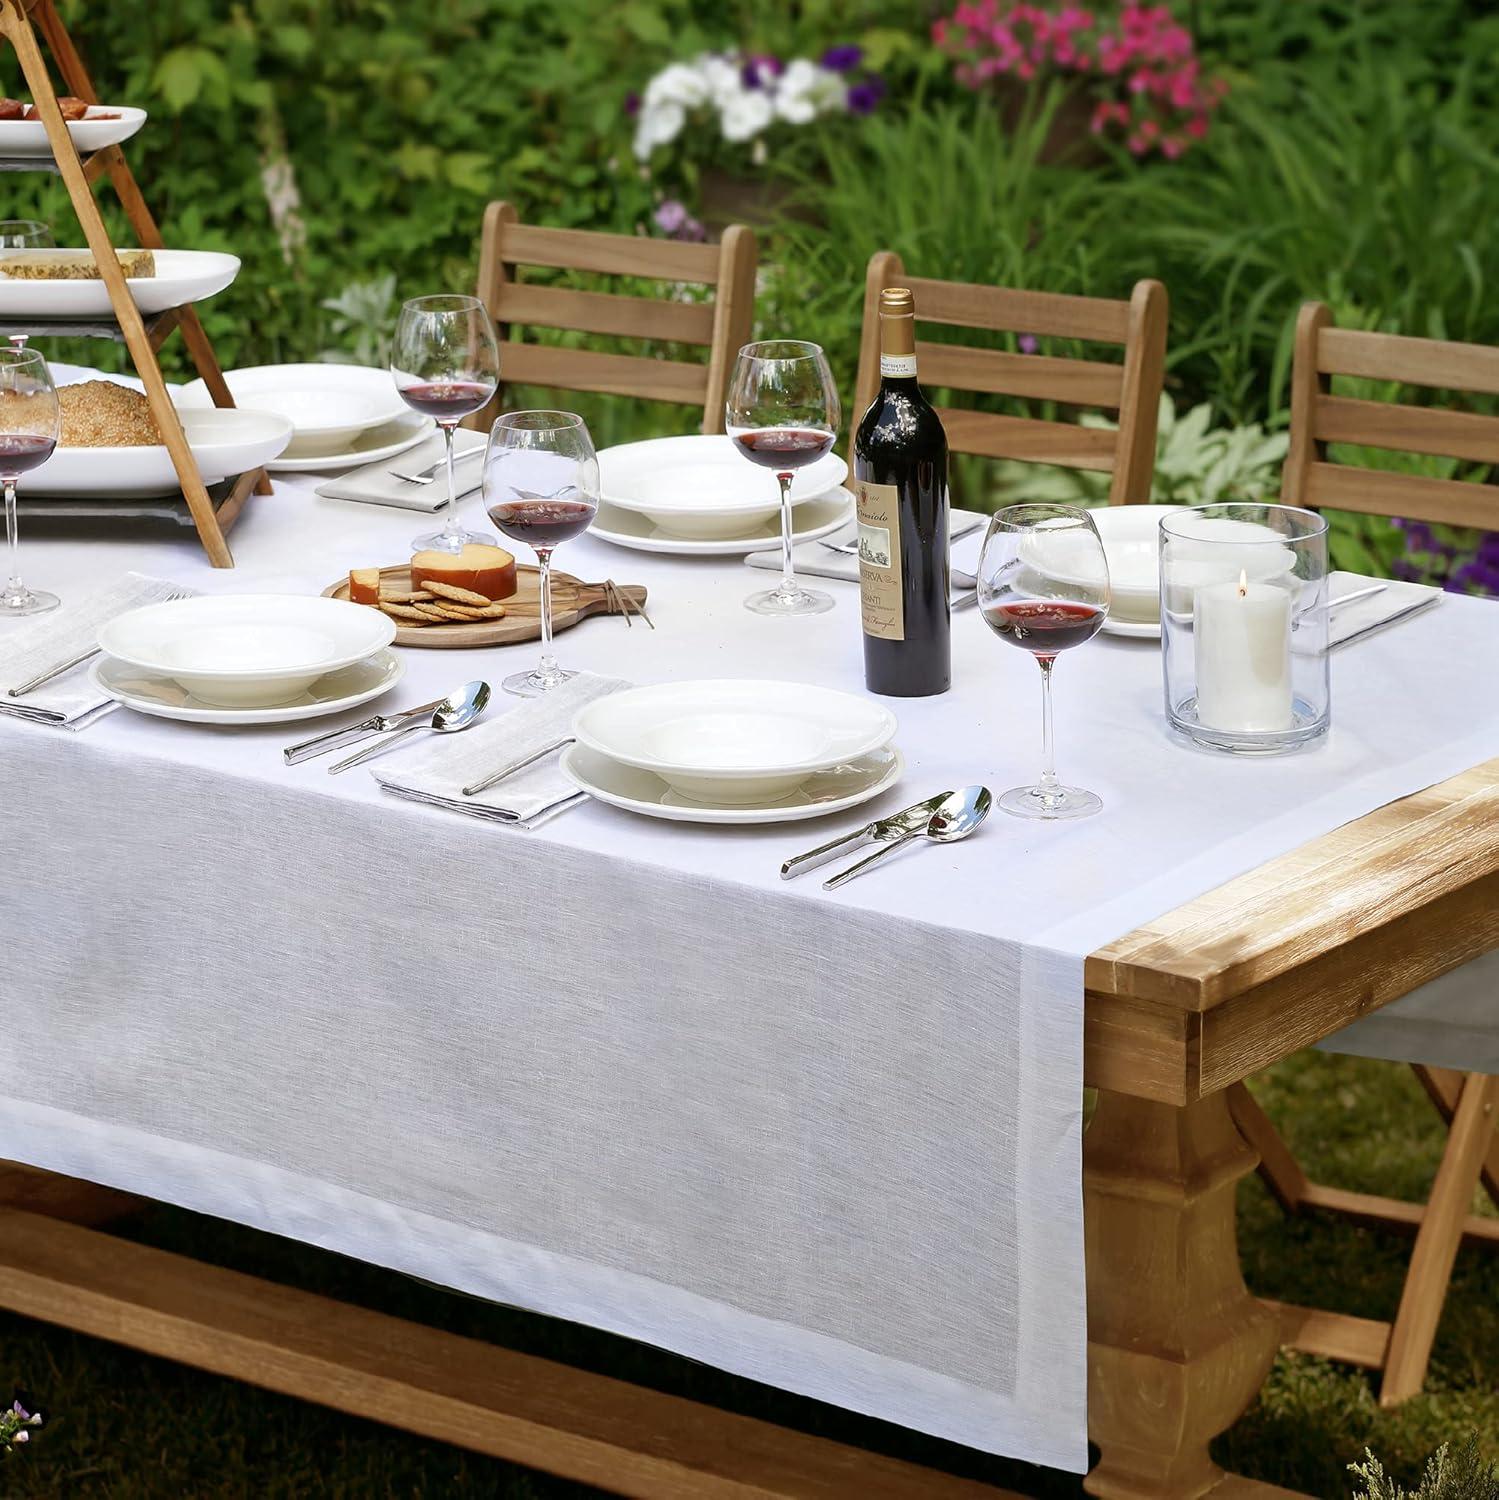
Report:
1350,1433,1499,1500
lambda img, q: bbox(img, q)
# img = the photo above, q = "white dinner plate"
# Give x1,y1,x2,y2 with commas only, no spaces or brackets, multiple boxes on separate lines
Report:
26,403,293,497
0,105,146,158
562,743,905,825
1101,616,1159,639
260,411,435,474
98,593,395,707
574,678,898,803
178,364,411,455
0,247,240,318
589,490,853,556
91,649,404,725
598,433,847,539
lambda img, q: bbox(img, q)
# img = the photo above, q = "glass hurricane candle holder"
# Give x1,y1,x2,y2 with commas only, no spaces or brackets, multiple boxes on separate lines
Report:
1160,502,1330,755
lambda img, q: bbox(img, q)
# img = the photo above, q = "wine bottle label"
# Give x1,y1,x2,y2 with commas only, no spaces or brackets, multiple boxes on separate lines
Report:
879,354,917,378
855,479,904,641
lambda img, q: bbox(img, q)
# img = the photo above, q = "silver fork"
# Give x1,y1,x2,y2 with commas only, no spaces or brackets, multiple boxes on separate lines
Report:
6,587,194,699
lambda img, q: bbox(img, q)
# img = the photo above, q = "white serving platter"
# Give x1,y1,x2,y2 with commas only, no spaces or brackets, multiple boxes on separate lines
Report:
0,105,146,158
92,648,404,725
0,247,240,318
589,490,853,556
25,403,293,497
561,743,905,825
598,433,847,539
178,364,411,456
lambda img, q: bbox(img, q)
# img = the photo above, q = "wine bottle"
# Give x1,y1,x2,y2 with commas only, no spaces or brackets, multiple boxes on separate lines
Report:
853,287,951,696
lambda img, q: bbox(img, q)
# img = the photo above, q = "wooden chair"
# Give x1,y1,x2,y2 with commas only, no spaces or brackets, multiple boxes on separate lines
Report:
473,202,757,434
851,252,1169,502
1235,300,1499,1405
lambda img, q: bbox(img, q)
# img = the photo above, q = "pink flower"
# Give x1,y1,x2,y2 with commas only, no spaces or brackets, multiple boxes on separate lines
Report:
1127,133,1147,155
1161,136,1183,157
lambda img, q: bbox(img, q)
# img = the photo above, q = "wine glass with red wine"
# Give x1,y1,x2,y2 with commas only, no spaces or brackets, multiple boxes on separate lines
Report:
0,347,61,618
391,294,500,553
483,410,599,698
725,339,840,617
976,503,1110,820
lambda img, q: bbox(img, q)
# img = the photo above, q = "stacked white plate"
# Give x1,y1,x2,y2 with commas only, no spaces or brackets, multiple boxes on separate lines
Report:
178,364,431,472
0,248,240,318
562,679,902,824
0,104,146,158
92,594,403,725
594,434,851,555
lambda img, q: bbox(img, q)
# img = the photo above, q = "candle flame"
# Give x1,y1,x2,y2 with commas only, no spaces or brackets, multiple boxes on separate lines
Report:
1237,568,1248,597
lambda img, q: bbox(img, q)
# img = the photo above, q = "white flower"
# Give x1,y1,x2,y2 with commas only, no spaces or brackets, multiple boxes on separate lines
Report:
644,61,710,111
698,54,744,105
633,100,686,160
774,59,847,125
719,86,775,143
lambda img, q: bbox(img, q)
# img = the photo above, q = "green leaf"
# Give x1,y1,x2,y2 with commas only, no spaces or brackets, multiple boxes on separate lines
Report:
154,46,211,111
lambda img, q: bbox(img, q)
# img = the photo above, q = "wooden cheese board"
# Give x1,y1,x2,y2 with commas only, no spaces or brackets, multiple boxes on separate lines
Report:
323,564,647,650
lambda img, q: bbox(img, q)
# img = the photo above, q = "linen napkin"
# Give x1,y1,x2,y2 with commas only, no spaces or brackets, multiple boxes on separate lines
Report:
314,428,487,512
0,572,192,728
745,507,989,585
373,672,632,828
1325,570,1442,649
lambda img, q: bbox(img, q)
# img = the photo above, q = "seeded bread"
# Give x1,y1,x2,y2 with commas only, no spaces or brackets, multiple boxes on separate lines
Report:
0,249,156,280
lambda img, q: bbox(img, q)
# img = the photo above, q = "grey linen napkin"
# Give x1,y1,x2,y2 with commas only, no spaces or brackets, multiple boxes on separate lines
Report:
1325,571,1441,649
0,572,192,728
373,672,632,828
745,506,988,587
314,428,487,512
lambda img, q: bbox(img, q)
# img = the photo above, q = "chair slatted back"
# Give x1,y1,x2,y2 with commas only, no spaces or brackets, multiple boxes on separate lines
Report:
475,202,758,433
1283,301,1499,528
851,251,1169,503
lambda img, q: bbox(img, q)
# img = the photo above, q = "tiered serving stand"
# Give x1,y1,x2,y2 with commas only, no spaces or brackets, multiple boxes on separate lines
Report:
0,0,267,567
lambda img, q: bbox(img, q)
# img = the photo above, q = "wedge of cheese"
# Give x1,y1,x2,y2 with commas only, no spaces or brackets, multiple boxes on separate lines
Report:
347,568,382,605
410,544,517,601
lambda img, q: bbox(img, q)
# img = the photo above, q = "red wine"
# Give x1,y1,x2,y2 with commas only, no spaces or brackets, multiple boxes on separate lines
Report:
982,600,1106,656
0,432,56,476
399,379,494,422
731,427,834,471
487,498,596,548
853,288,950,697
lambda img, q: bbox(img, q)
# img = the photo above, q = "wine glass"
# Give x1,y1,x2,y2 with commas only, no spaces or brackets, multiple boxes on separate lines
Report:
0,347,61,618
390,293,500,554
483,410,599,698
976,503,1110,820
725,339,839,616
2,223,51,354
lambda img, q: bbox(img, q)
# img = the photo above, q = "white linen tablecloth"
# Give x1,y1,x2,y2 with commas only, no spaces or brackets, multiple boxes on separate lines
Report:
3,468,1497,1475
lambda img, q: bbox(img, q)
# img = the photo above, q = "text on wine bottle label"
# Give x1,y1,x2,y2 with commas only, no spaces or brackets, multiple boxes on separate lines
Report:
879,354,918,378
856,479,905,641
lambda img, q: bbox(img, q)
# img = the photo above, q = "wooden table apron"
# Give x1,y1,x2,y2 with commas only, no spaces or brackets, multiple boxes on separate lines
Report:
1,757,1495,1500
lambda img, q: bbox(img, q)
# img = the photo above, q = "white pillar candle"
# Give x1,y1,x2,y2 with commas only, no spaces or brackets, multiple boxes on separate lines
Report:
1194,572,1294,733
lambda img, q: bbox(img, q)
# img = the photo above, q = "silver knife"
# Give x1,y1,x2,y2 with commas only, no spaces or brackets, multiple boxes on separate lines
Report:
282,694,452,765
780,790,954,880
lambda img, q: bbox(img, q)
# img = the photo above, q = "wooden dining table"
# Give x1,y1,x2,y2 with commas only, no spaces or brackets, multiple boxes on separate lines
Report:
2,748,1492,1498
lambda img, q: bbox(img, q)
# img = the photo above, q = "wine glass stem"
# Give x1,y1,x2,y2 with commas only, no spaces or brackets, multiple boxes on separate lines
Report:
3,477,24,604
536,547,557,681
1037,656,1060,794
440,421,460,539
775,470,797,597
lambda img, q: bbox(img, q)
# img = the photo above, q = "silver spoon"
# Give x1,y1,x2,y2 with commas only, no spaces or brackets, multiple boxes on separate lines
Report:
823,784,992,890
328,679,491,774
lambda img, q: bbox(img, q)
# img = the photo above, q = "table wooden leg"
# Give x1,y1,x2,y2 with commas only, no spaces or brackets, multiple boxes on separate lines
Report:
1084,1090,1281,1500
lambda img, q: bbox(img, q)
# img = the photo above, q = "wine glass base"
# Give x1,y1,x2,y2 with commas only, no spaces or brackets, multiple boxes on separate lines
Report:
744,583,835,617
999,783,1102,821
411,525,497,554
503,666,575,699
1,587,59,618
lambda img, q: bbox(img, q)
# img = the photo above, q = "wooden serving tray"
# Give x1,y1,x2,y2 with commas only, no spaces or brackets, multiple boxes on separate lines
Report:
323,564,646,650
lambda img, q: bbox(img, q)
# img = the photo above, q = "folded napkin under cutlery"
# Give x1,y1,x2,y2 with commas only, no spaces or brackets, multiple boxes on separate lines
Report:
1322,570,1440,649
0,572,193,728
372,672,632,828
313,428,487,512
745,506,988,592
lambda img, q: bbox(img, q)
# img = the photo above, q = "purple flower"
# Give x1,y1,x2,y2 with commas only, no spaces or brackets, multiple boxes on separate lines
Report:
846,77,886,114
623,91,640,118
653,199,706,243
821,44,864,72
741,53,783,89
1018,333,1039,354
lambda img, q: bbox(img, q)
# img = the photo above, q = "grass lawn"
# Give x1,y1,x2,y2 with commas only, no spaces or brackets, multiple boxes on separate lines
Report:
2,1050,1494,1497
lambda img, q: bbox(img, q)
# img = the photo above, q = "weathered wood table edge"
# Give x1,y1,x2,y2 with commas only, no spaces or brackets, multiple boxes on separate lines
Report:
2,758,1494,1498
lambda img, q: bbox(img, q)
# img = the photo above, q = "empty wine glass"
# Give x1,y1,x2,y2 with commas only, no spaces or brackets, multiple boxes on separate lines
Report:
0,220,52,251
483,411,599,698
725,339,840,616
0,347,62,618
976,503,1110,820
391,294,500,553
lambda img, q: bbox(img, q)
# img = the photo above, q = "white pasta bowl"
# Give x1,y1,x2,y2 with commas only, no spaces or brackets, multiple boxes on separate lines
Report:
97,595,395,708
572,679,897,803
598,434,848,540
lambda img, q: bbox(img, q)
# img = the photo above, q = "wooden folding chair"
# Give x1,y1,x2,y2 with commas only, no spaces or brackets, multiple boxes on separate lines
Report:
851,252,1168,502
1234,299,1499,1405
473,203,757,434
